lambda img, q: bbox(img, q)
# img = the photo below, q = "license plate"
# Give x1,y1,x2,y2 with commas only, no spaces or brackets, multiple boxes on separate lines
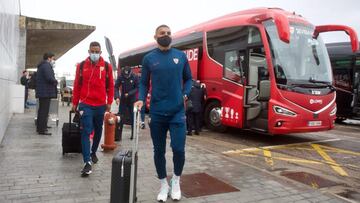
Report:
308,121,322,127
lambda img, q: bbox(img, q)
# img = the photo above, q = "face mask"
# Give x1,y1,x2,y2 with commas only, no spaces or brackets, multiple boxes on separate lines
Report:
90,53,100,62
157,36,172,47
50,60,56,68
123,67,131,78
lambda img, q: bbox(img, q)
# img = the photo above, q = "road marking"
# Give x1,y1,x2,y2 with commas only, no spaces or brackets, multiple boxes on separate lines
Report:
222,138,360,175
311,144,349,177
226,149,324,165
223,138,340,155
311,182,319,189
263,149,273,166
274,157,323,164
318,145,360,156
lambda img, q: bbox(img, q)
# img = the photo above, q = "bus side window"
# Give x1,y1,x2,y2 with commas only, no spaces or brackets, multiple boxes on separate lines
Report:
224,49,246,84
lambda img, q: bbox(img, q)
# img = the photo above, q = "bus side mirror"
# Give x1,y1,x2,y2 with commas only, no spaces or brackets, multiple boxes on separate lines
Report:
252,11,290,43
314,25,359,52
258,80,270,101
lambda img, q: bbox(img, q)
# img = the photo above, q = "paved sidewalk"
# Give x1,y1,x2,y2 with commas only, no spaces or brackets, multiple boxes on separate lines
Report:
0,104,346,203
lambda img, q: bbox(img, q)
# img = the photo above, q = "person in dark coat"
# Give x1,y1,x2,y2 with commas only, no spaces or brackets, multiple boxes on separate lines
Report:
114,66,139,140
187,80,205,135
20,70,30,109
35,52,57,135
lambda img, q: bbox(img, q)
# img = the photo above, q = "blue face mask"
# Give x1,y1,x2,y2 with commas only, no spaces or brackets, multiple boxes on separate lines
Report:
90,53,100,62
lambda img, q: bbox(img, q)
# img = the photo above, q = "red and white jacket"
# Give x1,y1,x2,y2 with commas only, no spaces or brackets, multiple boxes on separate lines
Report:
72,57,114,107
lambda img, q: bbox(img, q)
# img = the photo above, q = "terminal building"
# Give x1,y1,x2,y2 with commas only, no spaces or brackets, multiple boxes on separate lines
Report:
0,0,95,141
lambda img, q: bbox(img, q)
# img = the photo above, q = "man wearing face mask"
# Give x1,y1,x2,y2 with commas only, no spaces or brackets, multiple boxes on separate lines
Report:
72,41,114,177
114,66,139,141
35,52,57,135
134,25,192,202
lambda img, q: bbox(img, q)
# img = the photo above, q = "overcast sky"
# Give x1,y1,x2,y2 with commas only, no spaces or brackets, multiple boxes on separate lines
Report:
20,0,360,77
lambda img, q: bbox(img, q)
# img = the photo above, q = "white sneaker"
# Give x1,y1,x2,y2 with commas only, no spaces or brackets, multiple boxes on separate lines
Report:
157,179,169,202
170,176,181,201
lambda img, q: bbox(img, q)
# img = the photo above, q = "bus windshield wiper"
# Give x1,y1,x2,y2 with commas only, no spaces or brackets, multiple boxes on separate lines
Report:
308,78,330,84
289,83,318,88
308,78,335,89
312,44,320,65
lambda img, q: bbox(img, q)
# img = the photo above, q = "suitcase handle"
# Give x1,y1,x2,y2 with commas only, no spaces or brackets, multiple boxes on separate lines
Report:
69,110,74,124
132,107,140,152
129,107,140,203
69,111,73,133
68,110,78,132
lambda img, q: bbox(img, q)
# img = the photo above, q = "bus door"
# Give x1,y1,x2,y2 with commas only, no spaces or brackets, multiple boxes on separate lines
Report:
221,49,247,128
244,47,270,132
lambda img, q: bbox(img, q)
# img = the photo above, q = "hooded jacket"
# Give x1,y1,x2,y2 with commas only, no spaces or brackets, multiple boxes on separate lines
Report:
72,57,114,107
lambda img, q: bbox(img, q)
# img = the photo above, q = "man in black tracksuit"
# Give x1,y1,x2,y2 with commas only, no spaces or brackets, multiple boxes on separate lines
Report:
114,66,139,140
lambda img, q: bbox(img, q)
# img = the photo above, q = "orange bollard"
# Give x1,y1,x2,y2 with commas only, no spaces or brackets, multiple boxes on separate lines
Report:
101,112,117,150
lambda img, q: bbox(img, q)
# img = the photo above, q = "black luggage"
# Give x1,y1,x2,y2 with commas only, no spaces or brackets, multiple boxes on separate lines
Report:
110,108,140,203
62,111,82,155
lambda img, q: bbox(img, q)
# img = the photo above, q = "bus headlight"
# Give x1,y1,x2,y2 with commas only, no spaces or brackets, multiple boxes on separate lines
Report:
273,105,297,117
330,106,337,116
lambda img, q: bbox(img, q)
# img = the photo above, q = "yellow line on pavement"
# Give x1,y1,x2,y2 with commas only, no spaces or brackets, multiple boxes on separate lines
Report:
228,153,258,157
263,149,274,166
274,157,323,164
225,149,325,164
223,138,340,155
227,151,324,164
310,182,319,189
317,145,360,156
311,144,349,177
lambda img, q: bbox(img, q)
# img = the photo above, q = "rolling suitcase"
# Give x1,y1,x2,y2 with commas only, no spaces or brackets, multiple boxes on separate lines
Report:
110,107,140,203
62,111,82,155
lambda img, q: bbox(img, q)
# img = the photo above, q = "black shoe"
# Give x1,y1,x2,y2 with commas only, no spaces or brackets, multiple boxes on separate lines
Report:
187,131,192,136
38,131,51,135
194,131,200,135
81,162,92,177
46,126,52,129
91,153,98,164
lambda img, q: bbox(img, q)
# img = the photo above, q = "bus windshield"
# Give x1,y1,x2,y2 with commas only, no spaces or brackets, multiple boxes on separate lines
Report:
264,20,333,88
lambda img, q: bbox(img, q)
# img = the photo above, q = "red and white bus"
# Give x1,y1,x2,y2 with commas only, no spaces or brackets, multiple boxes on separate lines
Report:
118,7,359,135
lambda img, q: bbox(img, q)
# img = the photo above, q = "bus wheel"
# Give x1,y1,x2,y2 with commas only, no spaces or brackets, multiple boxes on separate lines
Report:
204,101,227,132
